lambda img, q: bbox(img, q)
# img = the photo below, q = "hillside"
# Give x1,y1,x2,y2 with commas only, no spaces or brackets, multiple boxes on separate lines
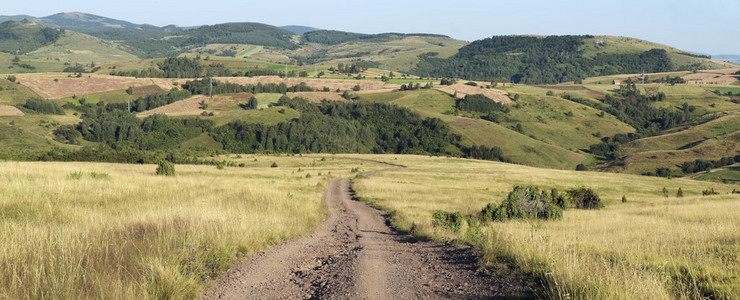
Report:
122,22,299,58
414,35,726,84
0,20,64,54
0,12,181,41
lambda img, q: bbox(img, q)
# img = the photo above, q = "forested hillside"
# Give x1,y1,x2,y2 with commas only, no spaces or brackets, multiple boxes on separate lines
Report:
415,35,684,84
124,23,298,58
303,30,448,45
0,20,64,54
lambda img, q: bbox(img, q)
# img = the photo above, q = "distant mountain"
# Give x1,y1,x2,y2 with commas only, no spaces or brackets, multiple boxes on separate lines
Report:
281,25,319,35
713,55,740,64
0,12,182,41
0,15,36,22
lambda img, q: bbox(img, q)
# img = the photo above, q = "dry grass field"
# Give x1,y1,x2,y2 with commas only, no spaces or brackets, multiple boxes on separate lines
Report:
15,74,177,99
0,106,24,117
351,154,740,299
435,82,511,103
0,156,388,299
137,95,209,118
682,68,740,85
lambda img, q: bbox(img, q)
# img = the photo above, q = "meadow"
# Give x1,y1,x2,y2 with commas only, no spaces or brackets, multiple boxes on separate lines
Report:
351,154,740,299
0,155,386,299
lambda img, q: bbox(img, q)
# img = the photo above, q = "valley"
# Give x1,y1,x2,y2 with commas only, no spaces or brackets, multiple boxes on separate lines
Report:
1,10,739,300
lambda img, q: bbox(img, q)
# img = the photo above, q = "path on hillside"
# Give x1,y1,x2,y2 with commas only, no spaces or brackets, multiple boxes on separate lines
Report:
204,166,529,299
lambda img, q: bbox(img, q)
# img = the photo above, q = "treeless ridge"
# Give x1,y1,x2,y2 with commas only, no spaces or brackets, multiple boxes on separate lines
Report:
136,95,208,117
204,163,529,299
0,106,24,116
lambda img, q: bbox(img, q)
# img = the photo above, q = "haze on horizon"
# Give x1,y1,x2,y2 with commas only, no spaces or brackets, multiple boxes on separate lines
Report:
3,0,739,55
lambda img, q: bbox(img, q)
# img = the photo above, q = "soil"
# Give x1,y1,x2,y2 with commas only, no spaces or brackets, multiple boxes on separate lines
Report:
203,167,531,299
0,106,24,116
136,95,208,117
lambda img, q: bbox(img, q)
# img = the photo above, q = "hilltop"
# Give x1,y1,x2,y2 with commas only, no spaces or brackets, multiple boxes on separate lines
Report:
415,35,726,84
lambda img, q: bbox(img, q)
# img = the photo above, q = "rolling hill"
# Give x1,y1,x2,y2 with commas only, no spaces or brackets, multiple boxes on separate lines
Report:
414,35,727,84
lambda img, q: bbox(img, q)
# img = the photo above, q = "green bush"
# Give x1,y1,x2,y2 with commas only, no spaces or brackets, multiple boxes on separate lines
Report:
575,164,588,171
481,186,563,222
156,161,176,176
270,162,278,168
432,210,464,233
566,187,603,209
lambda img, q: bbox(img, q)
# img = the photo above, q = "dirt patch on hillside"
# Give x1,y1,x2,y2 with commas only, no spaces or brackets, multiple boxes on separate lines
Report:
16,75,177,99
0,106,24,116
435,83,511,103
132,85,164,95
682,68,740,85
536,85,607,99
287,92,347,102
136,95,208,117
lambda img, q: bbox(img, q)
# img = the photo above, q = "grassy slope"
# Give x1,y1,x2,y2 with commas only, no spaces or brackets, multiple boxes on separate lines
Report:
581,36,726,70
0,78,41,105
499,85,635,151
289,35,467,73
27,31,138,65
358,89,590,169
352,154,740,299
0,113,81,156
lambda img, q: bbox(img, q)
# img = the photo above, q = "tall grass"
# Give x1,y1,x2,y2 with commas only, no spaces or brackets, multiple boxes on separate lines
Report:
0,156,375,299
351,154,740,299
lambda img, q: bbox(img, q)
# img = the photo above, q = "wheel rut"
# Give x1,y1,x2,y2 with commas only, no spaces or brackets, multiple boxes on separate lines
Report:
204,166,530,299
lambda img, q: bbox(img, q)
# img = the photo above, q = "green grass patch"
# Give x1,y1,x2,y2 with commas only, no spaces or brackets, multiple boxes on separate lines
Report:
694,166,740,183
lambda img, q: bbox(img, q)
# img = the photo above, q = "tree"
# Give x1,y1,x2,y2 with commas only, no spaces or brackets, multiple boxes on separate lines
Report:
247,96,259,109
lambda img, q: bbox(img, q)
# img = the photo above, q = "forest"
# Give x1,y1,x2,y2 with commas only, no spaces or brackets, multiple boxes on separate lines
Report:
414,35,674,84
182,78,314,95
210,96,459,154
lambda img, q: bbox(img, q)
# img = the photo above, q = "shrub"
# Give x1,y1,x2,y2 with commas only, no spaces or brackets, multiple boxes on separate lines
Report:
270,162,278,168
702,188,719,196
567,187,603,209
546,90,555,96
481,186,563,222
156,161,176,176
19,98,65,115
575,164,588,171
432,210,464,232
676,187,684,198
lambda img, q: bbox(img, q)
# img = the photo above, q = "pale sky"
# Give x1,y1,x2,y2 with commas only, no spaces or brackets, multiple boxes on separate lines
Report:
3,0,739,54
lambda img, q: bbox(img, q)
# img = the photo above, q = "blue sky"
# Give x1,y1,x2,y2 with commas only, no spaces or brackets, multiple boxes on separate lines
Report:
3,0,739,54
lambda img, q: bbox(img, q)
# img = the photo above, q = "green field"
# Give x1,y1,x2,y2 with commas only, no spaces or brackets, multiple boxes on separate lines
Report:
28,31,138,65
694,166,740,183
358,89,590,169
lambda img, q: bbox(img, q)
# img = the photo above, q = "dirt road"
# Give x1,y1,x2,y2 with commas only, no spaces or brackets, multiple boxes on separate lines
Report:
204,177,529,299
